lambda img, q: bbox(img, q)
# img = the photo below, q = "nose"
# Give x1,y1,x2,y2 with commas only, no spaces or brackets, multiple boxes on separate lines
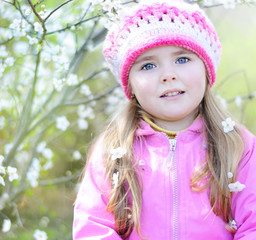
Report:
160,66,177,83
161,75,177,82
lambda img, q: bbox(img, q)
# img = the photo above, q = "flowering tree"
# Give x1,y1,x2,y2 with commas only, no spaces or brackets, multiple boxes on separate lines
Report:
0,0,256,239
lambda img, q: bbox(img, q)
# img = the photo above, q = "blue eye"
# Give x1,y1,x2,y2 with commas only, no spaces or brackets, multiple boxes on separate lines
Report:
176,57,189,64
142,63,156,70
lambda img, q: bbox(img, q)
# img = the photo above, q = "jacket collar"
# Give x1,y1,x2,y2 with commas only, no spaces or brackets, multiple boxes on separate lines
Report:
135,117,204,141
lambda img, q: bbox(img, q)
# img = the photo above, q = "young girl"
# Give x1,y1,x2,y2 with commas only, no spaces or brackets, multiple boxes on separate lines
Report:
73,0,256,239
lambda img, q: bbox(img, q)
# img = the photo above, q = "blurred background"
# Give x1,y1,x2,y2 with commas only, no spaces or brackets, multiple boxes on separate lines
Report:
0,0,256,239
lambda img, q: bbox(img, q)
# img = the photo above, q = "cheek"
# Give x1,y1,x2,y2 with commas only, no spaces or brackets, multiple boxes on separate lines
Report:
130,75,151,95
186,68,206,89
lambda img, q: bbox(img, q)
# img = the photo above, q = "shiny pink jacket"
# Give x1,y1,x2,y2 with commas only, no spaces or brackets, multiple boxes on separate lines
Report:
73,118,256,239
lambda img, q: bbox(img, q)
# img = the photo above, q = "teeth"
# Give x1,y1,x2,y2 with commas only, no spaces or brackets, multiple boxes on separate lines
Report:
162,91,182,97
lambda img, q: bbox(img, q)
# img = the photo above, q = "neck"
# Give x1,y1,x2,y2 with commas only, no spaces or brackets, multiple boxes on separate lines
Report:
154,112,199,132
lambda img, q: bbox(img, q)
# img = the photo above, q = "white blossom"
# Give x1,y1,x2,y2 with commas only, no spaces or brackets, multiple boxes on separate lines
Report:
0,46,8,58
66,73,79,86
38,10,47,18
52,45,61,55
53,78,65,91
39,216,50,228
0,176,5,186
227,172,233,179
203,0,214,6
9,19,28,37
89,0,104,6
27,35,39,45
138,159,145,167
4,143,13,155
77,118,88,130
80,84,91,96
228,181,246,192
102,0,115,12
223,0,236,8
13,41,29,55
216,95,228,110
0,193,9,210
0,63,6,77
112,171,119,188
235,96,242,107
41,52,52,62
0,166,6,175
2,219,11,232
33,229,48,240
0,116,5,129
43,160,53,170
37,142,46,153
27,158,40,187
229,220,238,230
10,19,21,29
110,147,127,160
77,105,94,119
54,57,69,72
107,12,120,22
34,22,43,33
42,148,53,160
56,116,70,131
73,150,82,160
0,155,4,165
16,151,29,165
7,166,18,182
5,57,15,66
222,118,235,133
25,8,32,16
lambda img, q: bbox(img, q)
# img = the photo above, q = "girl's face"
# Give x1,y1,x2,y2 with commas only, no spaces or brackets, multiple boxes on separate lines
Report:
129,45,207,131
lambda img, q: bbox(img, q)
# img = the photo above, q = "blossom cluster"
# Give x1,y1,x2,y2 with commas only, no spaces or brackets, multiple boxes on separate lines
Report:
33,229,48,240
89,0,124,28
0,155,19,187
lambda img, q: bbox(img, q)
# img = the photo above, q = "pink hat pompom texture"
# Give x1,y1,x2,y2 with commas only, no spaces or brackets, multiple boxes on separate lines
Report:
103,0,221,99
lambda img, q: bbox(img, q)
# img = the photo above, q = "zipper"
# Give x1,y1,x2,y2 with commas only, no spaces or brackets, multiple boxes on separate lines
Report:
168,138,178,240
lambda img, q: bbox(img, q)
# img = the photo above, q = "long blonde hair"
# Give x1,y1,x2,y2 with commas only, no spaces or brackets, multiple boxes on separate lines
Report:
94,85,244,237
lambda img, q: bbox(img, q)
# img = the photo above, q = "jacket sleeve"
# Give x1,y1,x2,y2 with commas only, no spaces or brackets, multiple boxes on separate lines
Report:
72,138,122,239
232,130,256,239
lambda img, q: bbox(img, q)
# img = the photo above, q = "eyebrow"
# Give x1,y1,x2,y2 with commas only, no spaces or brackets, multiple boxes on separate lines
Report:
173,49,195,56
134,56,155,65
134,49,195,65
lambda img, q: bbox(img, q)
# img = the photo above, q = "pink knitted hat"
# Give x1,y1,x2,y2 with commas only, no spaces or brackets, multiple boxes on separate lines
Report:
103,0,221,99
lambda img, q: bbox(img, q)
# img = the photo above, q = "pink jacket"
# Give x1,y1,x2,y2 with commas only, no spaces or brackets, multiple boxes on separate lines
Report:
73,118,256,239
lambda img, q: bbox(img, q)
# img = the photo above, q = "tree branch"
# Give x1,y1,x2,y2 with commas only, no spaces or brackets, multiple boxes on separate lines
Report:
44,0,75,22
69,19,99,72
34,0,45,8
2,0,13,5
46,15,100,35
27,0,44,24
0,37,14,45
64,83,119,106
39,171,81,186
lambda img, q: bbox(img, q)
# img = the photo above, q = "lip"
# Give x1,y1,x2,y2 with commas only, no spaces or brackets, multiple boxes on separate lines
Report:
160,89,185,98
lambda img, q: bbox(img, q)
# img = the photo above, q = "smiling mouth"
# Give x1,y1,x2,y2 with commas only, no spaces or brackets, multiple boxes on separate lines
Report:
160,91,185,98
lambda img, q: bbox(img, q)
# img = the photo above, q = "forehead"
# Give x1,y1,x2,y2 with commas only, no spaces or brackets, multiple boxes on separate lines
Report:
135,45,196,62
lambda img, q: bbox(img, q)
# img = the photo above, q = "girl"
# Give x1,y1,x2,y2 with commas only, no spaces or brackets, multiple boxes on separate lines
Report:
73,0,256,239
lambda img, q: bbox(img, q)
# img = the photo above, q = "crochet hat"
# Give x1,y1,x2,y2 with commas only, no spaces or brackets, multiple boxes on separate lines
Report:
103,0,221,99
